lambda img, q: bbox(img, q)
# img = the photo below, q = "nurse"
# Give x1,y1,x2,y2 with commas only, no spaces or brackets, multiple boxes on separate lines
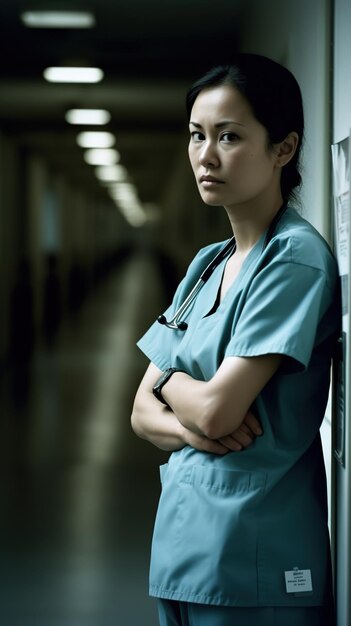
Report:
131,54,339,626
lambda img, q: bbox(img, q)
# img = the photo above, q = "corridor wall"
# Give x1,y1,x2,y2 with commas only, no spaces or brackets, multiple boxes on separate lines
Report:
0,127,135,366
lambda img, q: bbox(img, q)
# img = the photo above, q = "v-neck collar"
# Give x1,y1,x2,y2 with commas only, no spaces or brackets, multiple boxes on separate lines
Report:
202,231,266,318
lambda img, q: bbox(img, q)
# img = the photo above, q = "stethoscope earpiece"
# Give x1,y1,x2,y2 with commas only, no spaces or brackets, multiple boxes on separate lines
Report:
177,321,188,331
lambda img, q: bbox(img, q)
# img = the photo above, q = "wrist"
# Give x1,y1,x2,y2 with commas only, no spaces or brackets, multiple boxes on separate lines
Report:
152,367,183,406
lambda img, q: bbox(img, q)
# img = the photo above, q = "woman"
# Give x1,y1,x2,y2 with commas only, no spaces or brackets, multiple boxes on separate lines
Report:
131,54,339,626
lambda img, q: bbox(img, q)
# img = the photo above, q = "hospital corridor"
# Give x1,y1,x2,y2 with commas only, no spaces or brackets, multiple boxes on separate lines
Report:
1,0,351,624
0,252,168,626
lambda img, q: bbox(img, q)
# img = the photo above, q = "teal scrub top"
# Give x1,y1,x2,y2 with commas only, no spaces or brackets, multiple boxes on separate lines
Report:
137,207,340,608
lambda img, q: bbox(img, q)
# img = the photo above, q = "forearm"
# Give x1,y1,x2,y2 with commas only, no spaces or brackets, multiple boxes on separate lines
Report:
162,355,282,440
131,388,186,451
132,387,233,455
161,371,231,438
131,363,231,455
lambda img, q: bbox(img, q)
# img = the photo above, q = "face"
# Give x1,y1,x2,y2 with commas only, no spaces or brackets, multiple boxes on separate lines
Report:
188,84,282,214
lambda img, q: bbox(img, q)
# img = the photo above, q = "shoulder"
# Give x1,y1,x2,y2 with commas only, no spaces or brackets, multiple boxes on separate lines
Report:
264,207,338,285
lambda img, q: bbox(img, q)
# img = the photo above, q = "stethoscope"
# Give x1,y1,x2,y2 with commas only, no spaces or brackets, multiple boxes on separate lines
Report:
157,203,287,331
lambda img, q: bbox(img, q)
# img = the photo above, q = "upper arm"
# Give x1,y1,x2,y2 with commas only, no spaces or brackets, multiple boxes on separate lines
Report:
133,362,162,408
136,362,162,392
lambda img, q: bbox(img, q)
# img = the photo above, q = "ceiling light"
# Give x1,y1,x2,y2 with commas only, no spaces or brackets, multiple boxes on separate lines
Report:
77,132,116,148
43,67,103,83
109,183,137,201
66,109,111,125
84,149,120,166
21,11,95,28
95,165,128,182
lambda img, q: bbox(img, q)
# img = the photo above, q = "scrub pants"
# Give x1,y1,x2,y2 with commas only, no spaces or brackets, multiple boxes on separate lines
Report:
157,599,334,626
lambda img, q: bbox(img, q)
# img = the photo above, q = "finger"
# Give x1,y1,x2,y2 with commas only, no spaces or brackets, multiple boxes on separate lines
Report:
218,436,243,452
219,425,257,451
203,440,230,455
242,411,263,436
236,422,253,437
234,427,256,448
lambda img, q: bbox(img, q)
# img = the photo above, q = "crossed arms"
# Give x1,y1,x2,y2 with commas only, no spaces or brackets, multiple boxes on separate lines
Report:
131,354,281,455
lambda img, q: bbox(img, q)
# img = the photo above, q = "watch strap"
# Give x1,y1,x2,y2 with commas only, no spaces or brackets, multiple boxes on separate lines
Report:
152,367,181,405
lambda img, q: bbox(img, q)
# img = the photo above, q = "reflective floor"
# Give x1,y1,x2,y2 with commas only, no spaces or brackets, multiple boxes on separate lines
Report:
0,252,169,625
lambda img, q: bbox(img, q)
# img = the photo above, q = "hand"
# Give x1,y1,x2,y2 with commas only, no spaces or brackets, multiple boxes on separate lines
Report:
218,411,262,452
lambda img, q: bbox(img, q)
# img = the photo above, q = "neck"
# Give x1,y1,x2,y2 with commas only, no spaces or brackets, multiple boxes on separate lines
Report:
225,195,285,253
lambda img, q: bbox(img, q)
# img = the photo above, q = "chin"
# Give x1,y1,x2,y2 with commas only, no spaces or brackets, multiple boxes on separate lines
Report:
201,198,224,207
198,191,224,207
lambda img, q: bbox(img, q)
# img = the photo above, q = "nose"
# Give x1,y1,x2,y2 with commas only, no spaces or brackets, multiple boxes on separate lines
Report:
198,140,219,168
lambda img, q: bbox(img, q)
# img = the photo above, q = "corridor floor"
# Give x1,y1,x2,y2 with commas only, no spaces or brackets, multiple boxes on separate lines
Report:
0,252,170,626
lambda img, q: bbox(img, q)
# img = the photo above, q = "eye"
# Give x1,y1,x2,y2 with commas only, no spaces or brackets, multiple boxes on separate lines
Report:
190,131,205,142
220,132,240,143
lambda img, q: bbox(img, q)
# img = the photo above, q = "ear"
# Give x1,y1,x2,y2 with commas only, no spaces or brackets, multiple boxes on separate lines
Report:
274,132,299,167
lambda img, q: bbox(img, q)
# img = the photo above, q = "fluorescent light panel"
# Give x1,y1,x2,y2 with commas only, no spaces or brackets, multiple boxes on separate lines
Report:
84,149,120,166
66,109,111,125
21,11,95,28
109,183,137,201
95,165,128,182
43,67,103,83
77,132,116,148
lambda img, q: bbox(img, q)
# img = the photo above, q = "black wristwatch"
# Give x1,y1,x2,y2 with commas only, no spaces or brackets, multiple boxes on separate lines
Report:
152,367,181,405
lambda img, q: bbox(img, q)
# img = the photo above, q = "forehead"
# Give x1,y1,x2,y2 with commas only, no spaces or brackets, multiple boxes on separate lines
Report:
190,84,254,125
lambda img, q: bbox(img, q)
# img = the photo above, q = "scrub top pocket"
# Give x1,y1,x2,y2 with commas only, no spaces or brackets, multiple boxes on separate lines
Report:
150,462,267,606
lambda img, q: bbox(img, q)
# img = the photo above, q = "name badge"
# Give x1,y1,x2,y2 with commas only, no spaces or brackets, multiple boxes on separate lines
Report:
285,567,313,594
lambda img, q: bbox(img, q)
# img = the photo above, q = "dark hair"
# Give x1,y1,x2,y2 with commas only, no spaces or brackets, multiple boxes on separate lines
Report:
186,54,304,202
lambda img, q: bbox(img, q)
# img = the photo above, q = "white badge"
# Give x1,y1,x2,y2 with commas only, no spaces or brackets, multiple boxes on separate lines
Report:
285,567,313,593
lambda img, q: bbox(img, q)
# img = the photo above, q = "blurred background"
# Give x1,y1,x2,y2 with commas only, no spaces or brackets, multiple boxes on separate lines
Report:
0,0,349,624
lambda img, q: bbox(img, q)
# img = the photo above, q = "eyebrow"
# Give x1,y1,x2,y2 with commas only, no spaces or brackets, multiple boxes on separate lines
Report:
189,120,246,128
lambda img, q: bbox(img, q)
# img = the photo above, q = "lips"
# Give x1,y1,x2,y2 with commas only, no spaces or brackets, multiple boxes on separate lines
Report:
199,175,224,184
